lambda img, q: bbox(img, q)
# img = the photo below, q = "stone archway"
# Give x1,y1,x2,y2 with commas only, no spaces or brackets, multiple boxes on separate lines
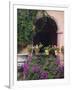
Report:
33,16,58,52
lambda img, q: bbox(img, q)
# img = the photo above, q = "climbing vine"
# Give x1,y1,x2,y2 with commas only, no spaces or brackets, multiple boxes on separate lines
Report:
17,9,38,52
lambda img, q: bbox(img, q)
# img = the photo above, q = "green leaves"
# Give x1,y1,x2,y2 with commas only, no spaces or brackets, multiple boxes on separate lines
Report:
27,72,39,80
17,9,38,52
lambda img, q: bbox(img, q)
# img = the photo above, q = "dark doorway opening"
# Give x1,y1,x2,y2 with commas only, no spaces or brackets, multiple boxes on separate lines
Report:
33,16,58,52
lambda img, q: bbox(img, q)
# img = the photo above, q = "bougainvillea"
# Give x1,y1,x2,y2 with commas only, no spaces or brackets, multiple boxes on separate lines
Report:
40,71,48,79
22,63,29,75
18,46,64,80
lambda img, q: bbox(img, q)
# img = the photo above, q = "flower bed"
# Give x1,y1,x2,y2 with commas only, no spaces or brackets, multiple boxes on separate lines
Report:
17,53,64,80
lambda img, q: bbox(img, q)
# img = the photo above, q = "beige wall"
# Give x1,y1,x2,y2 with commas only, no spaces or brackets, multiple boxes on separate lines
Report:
46,11,64,47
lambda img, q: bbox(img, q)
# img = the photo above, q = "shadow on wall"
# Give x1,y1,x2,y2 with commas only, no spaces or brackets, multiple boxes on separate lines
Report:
33,16,58,52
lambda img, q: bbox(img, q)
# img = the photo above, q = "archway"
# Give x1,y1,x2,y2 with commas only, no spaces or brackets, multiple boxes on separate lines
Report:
33,16,58,52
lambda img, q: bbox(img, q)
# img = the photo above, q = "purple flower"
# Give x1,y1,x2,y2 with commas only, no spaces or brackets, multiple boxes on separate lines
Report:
40,71,48,79
22,63,29,75
56,56,60,65
57,65,64,73
32,65,40,73
27,54,32,62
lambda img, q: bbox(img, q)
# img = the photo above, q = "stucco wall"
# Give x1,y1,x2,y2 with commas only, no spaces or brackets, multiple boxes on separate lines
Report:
46,11,64,48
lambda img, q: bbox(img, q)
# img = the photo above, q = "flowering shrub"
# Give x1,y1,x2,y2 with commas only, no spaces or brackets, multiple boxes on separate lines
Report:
18,46,64,80
40,71,48,79
32,65,40,73
22,63,29,75
55,56,60,65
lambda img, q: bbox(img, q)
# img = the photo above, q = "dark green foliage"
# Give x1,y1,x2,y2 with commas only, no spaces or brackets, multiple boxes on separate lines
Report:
27,72,39,80
17,9,38,52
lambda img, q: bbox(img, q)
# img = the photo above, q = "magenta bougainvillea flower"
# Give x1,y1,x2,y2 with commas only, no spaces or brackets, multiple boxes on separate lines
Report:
27,54,32,61
58,65,64,73
32,65,40,73
40,71,48,79
56,56,60,65
22,63,29,75
56,64,64,73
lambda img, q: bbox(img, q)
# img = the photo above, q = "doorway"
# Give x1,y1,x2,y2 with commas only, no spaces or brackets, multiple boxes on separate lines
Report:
33,16,58,52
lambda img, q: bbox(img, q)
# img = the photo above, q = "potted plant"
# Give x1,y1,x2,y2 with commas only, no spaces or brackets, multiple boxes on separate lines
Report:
34,45,40,55
34,43,43,55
